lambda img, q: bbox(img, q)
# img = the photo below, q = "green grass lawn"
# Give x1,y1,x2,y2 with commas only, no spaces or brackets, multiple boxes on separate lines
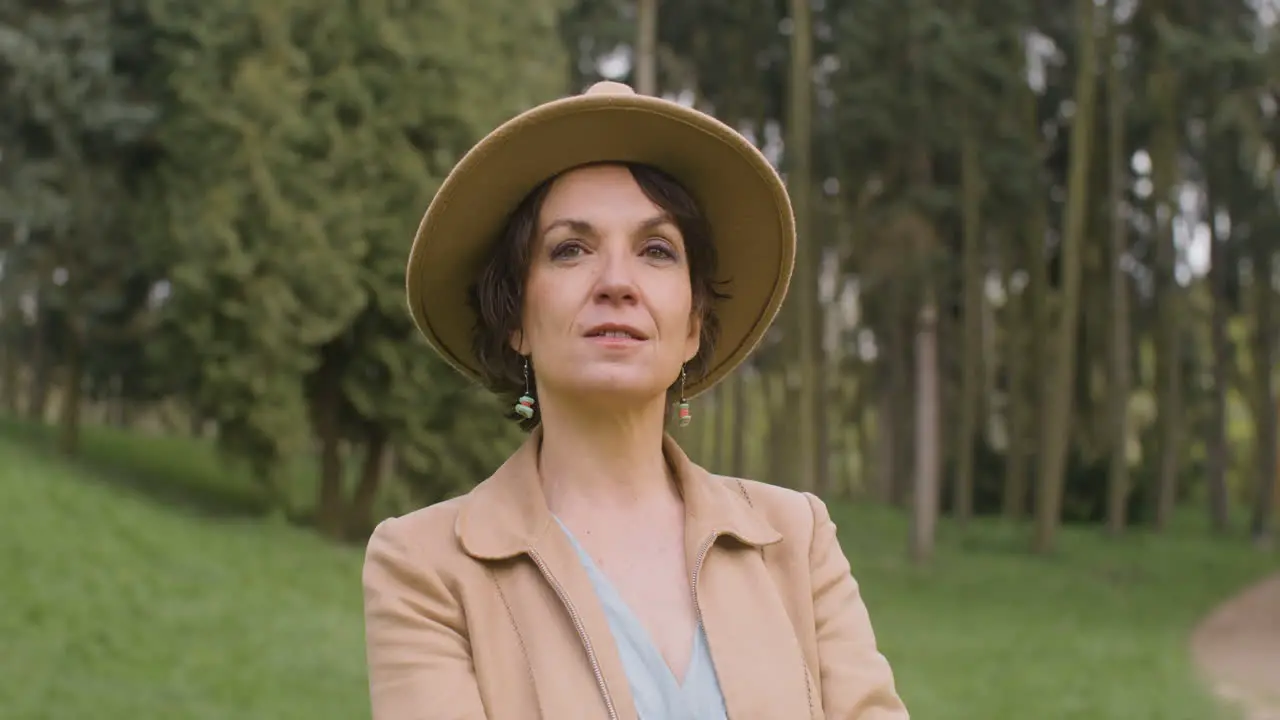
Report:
1,420,1273,719
0,424,368,720
839,506,1273,719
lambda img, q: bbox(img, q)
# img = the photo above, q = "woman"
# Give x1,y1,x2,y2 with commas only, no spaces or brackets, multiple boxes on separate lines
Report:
364,81,908,719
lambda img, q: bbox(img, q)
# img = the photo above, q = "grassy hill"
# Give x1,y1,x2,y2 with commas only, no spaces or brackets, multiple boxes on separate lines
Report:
1,423,367,719
1,420,1272,719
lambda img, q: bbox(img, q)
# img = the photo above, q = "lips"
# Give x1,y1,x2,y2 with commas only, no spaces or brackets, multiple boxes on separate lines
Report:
584,323,648,340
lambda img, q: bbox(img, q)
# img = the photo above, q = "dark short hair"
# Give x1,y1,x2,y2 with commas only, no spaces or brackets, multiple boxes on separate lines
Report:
467,162,728,428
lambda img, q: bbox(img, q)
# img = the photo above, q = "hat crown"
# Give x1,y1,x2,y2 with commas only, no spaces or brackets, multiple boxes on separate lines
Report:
584,81,635,97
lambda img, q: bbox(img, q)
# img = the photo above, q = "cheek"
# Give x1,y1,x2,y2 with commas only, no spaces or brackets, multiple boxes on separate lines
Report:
521,277,548,334
522,271,573,341
516,272,543,343
661,281,696,332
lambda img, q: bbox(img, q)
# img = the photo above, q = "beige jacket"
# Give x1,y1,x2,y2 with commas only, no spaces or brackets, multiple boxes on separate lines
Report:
362,430,908,719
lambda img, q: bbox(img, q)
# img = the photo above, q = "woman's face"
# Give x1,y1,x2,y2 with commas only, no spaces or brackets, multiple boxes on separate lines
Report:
513,164,700,406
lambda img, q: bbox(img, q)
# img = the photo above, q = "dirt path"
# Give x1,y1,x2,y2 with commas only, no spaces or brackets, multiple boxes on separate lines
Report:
1191,573,1280,720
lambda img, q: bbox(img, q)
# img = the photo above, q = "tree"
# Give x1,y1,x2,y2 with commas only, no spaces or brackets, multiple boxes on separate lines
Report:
146,0,570,535
1035,0,1099,553
0,0,158,455
1103,0,1133,535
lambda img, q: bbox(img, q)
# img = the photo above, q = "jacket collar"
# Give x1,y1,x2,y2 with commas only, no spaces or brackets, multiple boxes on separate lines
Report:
455,427,782,560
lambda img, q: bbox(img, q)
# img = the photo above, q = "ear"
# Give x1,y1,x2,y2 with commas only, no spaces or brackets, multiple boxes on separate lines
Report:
509,329,531,356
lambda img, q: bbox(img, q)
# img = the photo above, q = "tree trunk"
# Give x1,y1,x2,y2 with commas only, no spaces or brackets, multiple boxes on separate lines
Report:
715,377,731,471
730,368,747,476
108,375,127,428
767,371,793,485
851,369,871,499
1148,11,1182,530
0,276,14,415
26,289,49,422
911,296,940,563
1020,50,1050,522
887,286,914,508
981,277,998,444
1206,180,1232,534
0,336,18,415
635,0,658,95
787,0,817,493
874,370,896,504
1104,4,1133,535
816,330,833,496
348,427,389,540
1001,227,1028,520
57,320,84,457
312,355,347,539
1034,0,1097,553
954,116,983,525
905,0,938,552
1249,238,1276,545
189,411,205,439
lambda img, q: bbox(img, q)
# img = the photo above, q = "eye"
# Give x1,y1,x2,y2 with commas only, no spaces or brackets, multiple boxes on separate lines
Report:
550,240,587,260
642,239,678,261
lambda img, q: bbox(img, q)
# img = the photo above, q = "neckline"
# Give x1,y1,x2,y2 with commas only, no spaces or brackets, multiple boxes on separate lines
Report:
552,515,703,690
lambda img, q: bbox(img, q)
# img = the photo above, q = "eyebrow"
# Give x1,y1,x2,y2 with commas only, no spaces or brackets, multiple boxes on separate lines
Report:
541,214,676,237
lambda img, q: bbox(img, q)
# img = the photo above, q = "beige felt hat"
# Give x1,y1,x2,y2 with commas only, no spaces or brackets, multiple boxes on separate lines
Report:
405,81,796,399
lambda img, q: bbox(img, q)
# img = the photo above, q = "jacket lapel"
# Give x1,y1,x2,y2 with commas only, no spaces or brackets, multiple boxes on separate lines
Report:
456,430,638,720
667,439,815,719
456,430,810,719
525,520,639,720
693,542,817,718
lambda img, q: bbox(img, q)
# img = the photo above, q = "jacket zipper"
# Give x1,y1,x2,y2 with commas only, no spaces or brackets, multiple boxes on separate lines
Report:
528,548,619,720
689,532,718,628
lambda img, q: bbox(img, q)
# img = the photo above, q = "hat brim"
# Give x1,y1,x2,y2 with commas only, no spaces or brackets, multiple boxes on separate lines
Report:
406,90,796,399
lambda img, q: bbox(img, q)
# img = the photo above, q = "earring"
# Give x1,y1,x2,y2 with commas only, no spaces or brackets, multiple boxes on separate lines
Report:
514,357,536,419
677,365,691,427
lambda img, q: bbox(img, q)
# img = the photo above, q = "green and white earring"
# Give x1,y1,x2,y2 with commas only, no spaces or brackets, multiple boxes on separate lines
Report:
676,365,691,427
514,357,536,420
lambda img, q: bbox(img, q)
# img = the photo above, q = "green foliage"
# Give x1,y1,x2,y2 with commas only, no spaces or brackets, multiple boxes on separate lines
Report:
139,0,569,503
0,0,1275,556
0,0,159,341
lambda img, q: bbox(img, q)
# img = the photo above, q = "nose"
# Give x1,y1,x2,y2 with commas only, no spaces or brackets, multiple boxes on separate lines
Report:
593,244,639,305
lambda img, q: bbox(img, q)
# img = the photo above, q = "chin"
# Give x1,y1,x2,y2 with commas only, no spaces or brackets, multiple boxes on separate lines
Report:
557,368,672,405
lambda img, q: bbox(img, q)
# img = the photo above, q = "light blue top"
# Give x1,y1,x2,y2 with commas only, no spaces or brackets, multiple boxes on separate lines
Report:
554,517,729,720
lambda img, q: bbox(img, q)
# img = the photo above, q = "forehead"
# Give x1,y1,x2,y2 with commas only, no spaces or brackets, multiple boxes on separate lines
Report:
538,164,667,225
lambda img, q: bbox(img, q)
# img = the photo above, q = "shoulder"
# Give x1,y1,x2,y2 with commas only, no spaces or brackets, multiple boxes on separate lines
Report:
713,475,829,545
362,495,471,586
367,494,468,552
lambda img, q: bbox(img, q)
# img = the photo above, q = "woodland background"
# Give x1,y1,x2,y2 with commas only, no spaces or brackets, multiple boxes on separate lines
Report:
2,0,1279,717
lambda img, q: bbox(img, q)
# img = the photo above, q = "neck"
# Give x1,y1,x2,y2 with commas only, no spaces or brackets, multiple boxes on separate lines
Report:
535,391,678,513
